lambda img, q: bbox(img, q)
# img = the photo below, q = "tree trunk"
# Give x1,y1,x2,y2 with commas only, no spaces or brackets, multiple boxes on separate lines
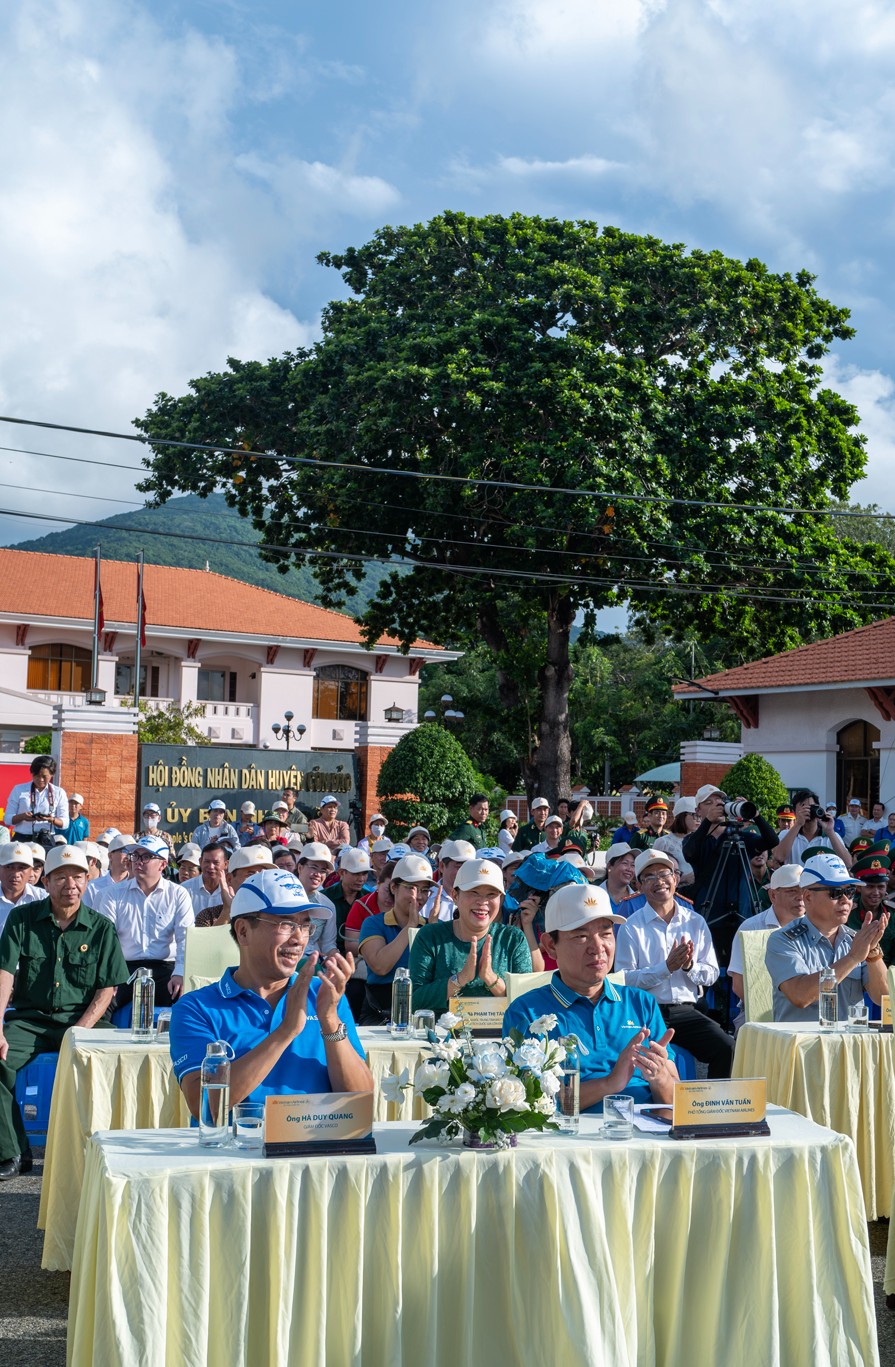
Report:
533,592,574,808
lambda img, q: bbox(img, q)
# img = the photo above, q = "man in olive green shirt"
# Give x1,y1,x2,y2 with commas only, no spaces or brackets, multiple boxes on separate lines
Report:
0,845,128,1178
449,794,490,850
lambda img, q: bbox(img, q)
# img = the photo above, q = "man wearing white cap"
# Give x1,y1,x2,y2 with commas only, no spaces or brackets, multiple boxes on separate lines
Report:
765,852,889,1024
169,869,371,1115
727,865,806,1019
236,802,262,847
512,797,550,853
138,802,175,856
307,796,350,857
64,793,89,845
504,883,678,1110
0,845,129,1178
92,835,195,1006
615,849,733,1077
328,848,373,945
82,834,136,909
840,798,867,847
421,839,476,924
296,843,339,957
358,812,388,855
0,844,44,937
191,801,239,852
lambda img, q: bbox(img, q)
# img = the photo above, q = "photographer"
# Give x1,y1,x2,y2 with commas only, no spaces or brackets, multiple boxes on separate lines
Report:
773,789,853,869
681,784,777,965
4,756,69,852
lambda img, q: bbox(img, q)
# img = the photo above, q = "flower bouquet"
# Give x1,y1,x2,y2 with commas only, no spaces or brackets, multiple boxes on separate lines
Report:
382,1012,567,1150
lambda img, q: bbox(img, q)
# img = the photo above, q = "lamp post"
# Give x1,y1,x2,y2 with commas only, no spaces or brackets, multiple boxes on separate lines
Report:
271,711,307,751
423,693,465,725
384,702,405,724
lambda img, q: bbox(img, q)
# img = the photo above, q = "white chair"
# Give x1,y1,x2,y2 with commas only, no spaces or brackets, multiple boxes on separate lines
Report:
741,928,776,1023
182,925,239,995
505,970,553,1003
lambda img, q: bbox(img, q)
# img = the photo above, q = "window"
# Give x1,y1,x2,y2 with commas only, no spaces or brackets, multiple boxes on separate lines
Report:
115,664,160,699
313,665,368,721
198,669,237,703
837,719,880,813
27,643,92,692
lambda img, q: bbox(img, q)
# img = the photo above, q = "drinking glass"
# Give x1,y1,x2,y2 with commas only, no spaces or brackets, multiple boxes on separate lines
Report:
233,1102,265,1150
413,1010,436,1039
847,1002,869,1032
603,1094,634,1140
155,1010,172,1041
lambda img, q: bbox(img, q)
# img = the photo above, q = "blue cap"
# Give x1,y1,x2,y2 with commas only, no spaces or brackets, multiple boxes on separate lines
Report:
800,852,861,888
229,869,333,921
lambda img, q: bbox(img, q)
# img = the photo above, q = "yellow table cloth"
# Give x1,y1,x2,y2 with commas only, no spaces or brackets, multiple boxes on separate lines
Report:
732,1021,895,1218
66,1109,876,1367
39,1026,428,1270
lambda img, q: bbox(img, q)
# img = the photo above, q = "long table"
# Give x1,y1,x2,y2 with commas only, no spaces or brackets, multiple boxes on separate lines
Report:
39,1025,429,1271
732,1020,895,1218
66,1109,877,1367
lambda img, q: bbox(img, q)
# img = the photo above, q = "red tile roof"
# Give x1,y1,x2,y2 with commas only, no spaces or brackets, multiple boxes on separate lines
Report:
0,548,441,650
674,616,895,695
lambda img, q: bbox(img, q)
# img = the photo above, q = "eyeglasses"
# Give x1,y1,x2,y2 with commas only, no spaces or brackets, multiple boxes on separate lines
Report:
243,916,313,937
640,870,677,884
131,850,164,863
816,889,854,902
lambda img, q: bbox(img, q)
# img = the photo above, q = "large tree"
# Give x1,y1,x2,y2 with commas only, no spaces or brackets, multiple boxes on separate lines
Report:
135,212,895,805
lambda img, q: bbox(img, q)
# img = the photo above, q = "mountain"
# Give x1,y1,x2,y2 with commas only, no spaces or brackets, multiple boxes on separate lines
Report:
8,493,392,616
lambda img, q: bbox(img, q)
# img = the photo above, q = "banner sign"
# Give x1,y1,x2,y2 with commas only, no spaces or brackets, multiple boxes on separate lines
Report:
449,995,509,1036
671,1078,768,1136
264,1091,375,1156
139,743,358,846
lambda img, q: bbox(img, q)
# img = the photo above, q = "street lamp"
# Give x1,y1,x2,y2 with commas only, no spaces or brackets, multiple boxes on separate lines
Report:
423,694,464,725
384,702,405,723
272,710,307,750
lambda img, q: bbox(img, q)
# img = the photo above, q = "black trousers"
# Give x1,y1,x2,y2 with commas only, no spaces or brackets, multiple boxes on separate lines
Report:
660,1001,734,1079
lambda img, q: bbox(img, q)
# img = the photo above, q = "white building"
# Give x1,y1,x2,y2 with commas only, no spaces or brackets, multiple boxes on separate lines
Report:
674,616,895,809
0,549,456,751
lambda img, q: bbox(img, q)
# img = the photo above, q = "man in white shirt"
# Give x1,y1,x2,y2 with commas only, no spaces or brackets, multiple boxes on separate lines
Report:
0,844,44,937
422,839,476,923
92,835,194,1005
840,799,868,847
614,848,733,1077
774,789,852,868
727,864,805,1015
82,835,135,909
182,842,229,921
4,756,69,850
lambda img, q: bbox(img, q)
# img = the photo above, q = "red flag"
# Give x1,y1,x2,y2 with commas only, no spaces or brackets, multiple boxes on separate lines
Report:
94,556,104,634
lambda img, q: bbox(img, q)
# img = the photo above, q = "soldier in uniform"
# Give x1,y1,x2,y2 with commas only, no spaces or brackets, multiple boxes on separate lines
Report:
628,797,669,852
848,853,895,967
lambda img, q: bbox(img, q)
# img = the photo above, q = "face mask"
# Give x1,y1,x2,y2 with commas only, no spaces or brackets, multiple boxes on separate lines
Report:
144,816,159,830
371,823,385,836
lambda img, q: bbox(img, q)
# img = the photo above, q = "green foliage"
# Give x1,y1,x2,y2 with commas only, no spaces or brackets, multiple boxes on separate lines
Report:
135,211,895,801
123,699,211,746
719,753,790,822
21,733,52,754
829,499,895,555
377,725,479,837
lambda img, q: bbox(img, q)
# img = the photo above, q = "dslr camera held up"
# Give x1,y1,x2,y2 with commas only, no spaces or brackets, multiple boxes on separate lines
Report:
723,799,757,823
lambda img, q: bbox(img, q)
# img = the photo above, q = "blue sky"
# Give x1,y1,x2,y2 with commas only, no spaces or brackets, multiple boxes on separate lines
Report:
2,0,895,591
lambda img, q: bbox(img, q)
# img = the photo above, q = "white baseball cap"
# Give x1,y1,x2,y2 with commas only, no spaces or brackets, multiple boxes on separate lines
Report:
142,803,161,815
545,882,624,931
605,842,633,864
502,849,527,871
453,859,505,895
209,800,227,812
623,811,638,824
230,869,332,921
272,800,289,813
44,844,90,876
672,797,696,817
557,850,597,881
406,825,430,841
695,784,724,804
391,854,435,883
339,847,372,874
108,834,138,855
286,833,306,851
133,835,170,859
69,792,85,805
369,813,387,825
299,842,334,865
0,842,34,868
438,838,476,864
240,801,257,814
371,837,394,853
74,840,106,869
177,842,202,864
545,814,564,828
320,794,339,806
29,843,46,864
530,797,549,811
848,798,862,808
228,845,276,874
769,863,803,889
633,848,678,880
98,827,121,845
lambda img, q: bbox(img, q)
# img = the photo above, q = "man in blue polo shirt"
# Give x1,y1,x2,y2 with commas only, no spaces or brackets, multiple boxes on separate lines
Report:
503,882,678,1109
169,869,372,1114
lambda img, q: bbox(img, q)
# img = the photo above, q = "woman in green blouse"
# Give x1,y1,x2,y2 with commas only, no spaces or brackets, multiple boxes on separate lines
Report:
409,858,532,1012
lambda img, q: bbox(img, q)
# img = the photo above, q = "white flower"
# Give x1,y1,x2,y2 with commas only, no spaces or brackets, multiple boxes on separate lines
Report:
414,1060,450,1094
438,1089,471,1114
485,1075,529,1113
470,1050,508,1080
540,1070,560,1097
431,1040,462,1061
454,1082,477,1106
438,1011,463,1031
380,1068,410,1104
513,1041,548,1075
534,1093,556,1115
529,1014,558,1036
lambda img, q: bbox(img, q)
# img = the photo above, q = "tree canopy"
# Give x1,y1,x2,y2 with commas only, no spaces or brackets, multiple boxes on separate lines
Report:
135,211,895,803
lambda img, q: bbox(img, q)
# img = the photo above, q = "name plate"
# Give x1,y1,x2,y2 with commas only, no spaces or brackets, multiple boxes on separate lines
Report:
264,1092,376,1157
449,995,508,1036
882,996,892,1032
670,1079,769,1139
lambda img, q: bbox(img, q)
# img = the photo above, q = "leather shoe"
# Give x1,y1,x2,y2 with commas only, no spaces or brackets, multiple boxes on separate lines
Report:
0,1150,33,1181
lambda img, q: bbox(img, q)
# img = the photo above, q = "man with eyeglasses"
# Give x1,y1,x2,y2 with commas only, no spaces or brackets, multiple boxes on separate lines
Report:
169,869,372,1112
92,835,195,1006
614,849,733,1077
765,852,888,1024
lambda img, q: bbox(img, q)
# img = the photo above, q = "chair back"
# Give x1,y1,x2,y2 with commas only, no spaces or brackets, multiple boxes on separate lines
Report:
505,970,554,1003
741,928,776,1023
182,925,239,994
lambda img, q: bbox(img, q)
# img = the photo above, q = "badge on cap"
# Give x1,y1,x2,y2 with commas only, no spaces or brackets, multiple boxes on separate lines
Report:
80,944,88,953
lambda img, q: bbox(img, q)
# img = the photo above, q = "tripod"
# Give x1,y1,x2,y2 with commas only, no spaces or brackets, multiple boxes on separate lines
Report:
700,824,763,1028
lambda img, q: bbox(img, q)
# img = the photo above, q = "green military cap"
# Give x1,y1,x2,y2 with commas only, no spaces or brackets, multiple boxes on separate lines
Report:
849,834,874,856
852,853,891,883
864,838,891,859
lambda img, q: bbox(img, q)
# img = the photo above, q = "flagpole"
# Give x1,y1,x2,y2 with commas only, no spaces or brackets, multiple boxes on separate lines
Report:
134,551,145,708
91,546,102,692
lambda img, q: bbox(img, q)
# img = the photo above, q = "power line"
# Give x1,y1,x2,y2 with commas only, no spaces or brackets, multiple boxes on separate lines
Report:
3,411,895,522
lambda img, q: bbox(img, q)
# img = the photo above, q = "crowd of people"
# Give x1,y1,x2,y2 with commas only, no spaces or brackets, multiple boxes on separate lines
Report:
0,754,891,1188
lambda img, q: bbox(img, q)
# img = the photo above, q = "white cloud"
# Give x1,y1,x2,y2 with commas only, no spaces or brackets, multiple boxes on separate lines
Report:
498,154,622,177
235,153,401,223
826,360,895,512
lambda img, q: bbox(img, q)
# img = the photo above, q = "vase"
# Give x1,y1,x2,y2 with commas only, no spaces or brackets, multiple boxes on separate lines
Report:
462,1129,518,1150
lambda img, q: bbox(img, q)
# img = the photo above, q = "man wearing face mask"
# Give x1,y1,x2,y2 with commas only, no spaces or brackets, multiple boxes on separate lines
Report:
140,803,175,857
358,813,388,854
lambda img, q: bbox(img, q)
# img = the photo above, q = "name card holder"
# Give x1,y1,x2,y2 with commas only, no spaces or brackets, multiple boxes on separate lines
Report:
264,1092,376,1157
881,996,892,1034
449,995,508,1038
669,1078,770,1140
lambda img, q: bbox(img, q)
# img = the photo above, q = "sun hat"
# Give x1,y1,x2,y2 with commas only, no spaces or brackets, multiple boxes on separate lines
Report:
230,869,333,921
545,882,624,931
44,845,90,876
228,845,276,874
453,859,505,895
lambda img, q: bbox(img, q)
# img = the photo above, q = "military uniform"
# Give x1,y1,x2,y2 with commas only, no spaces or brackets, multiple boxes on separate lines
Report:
0,897,128,1162
448,820,488,851
512,820,546,853
847,854,895,967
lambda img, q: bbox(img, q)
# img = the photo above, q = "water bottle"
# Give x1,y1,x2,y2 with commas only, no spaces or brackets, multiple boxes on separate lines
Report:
129,967,155,1041
199,1041,232,1146
558,1035,581,1134
819,967,838,1028
390,968,412,1038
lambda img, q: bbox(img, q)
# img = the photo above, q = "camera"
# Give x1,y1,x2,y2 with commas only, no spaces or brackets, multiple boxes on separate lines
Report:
723,799,757,822
808,804,828,823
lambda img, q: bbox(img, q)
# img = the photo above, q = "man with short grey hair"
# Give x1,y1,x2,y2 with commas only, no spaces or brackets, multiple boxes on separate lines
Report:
728,864,805,1013
0,844,44,937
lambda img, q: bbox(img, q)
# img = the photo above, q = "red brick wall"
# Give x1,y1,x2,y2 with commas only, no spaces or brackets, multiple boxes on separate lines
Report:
355,744,393,830
60,732,139,836
680,760,734,798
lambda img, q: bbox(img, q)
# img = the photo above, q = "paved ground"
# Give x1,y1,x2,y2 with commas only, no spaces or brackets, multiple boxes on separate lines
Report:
0,1146,893,1365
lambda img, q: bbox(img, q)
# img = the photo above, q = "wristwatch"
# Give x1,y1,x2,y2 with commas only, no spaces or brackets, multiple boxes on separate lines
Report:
321,1023,348,1043
866,949,883,963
